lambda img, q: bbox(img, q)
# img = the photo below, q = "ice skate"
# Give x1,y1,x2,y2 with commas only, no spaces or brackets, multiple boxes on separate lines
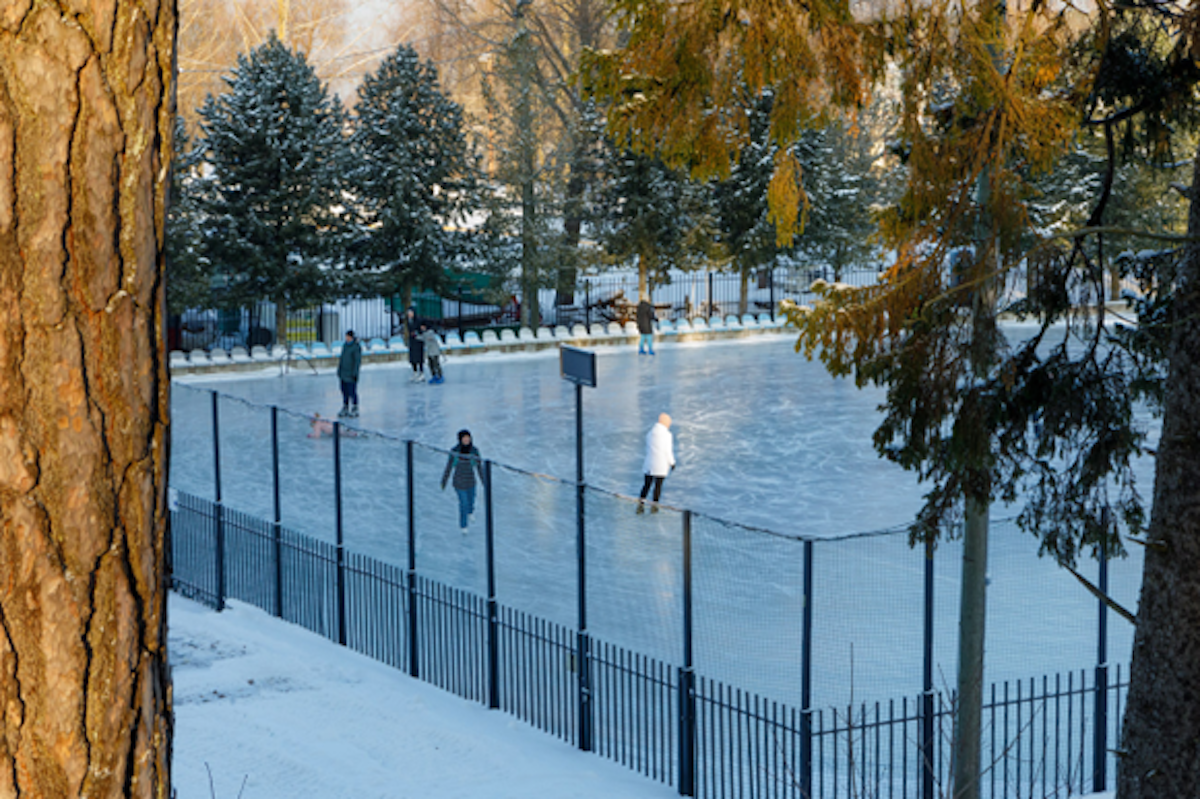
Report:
337,406,349,418
349,405,359,418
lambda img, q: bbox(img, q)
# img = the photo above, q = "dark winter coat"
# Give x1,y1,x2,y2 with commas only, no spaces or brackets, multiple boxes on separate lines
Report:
442,445,484,490
636,300,655,335
337,339,362,382
404,313,425,360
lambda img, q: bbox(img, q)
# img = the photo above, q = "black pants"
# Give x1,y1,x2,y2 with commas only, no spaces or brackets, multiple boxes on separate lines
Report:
410,343,425,372
639,474,665,503
428,355,443,379
340,380,358,407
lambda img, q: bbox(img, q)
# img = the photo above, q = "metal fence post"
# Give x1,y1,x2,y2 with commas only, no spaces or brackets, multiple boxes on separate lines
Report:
571,386,590,753
406,440,420,679
211,391,226,612
678,510,697,796
769,268,776,321
272,405,283,619
922,538,936,799
334,421,347,646
801,538,813,798
1094,531,1110,791
707,271,714,319
485,460,499,710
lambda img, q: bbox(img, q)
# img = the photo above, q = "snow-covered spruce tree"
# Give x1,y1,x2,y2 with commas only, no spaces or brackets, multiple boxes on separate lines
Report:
167,116,213,316
791,103,901,283
595,143,715,302
712,93,788,315
197,33,347,347
347,44,477,306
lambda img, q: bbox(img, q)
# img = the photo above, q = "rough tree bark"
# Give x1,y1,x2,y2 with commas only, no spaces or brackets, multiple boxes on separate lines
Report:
1117,143,1200,797
0,0,175,796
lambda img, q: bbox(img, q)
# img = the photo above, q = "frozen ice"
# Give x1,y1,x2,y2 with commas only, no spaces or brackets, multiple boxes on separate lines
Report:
171,329,1153,711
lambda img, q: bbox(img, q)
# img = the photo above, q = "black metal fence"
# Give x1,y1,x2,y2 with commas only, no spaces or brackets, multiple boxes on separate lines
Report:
169,386,1134,798
168,265,882,352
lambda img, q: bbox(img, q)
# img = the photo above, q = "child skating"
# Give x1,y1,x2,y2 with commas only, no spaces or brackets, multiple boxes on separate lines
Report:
418,324,445,384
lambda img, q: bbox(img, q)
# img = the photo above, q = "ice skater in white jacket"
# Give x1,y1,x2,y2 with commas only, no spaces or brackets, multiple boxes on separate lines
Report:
638,413,675,512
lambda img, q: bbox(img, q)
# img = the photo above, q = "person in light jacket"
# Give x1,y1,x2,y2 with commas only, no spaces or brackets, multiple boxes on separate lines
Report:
418,324,444,384
637,413,675,512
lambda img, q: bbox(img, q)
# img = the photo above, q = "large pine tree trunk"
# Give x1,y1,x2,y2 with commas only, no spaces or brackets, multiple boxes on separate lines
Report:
0,2,175,796
1117,143,1200,799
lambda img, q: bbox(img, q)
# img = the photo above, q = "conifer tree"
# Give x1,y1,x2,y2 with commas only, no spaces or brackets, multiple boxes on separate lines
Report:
347,44,477,306
595,143,714,302
167,116,212,315
712,95,783,315
197,33,347,346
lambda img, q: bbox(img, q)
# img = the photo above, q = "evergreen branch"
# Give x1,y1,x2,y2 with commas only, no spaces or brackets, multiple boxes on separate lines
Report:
1064,563,1137,624
1052,225,1196,243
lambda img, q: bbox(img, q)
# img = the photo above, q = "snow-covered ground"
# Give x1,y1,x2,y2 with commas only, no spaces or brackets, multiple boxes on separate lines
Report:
172,595,679,799
171,593,1117,799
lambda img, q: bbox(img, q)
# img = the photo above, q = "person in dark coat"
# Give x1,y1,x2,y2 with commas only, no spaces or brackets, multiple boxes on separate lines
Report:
441,429,485,529
636,298,656,355
404,307,426,382
337,331,362,417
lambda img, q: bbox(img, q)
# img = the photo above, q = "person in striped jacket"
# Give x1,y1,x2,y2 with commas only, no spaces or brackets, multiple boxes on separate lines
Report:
441,429,485,529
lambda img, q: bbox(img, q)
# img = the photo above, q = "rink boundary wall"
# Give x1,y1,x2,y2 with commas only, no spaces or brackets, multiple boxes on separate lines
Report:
166,299,1135,378
167,316,792,377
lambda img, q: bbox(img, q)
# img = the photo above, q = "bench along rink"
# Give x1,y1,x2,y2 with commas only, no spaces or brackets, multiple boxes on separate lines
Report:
171,331,1151,715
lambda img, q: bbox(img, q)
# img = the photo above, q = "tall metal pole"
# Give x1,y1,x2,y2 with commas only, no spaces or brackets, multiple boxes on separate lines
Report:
406,440,420,678
800,539,814,798
272,406,283,619
1094,525,1110,790
922,538,936,799
575,381,592,751
211,391,225,612
334,421,347,646
485,460,499,710
679,510,697,796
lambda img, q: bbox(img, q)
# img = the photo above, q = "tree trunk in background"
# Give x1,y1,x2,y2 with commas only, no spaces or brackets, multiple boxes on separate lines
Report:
739,269,750,316
1117,143,1200,799
275,294,289,348
0,2,175,796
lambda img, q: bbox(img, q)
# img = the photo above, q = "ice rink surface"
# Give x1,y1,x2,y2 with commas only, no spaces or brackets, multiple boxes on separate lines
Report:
171,328,1155,711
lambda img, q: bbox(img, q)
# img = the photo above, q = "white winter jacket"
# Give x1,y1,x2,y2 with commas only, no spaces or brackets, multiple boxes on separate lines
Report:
642,423,676,477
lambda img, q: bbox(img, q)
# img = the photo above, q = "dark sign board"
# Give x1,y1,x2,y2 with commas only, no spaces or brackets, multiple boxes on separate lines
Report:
560,346,597,387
